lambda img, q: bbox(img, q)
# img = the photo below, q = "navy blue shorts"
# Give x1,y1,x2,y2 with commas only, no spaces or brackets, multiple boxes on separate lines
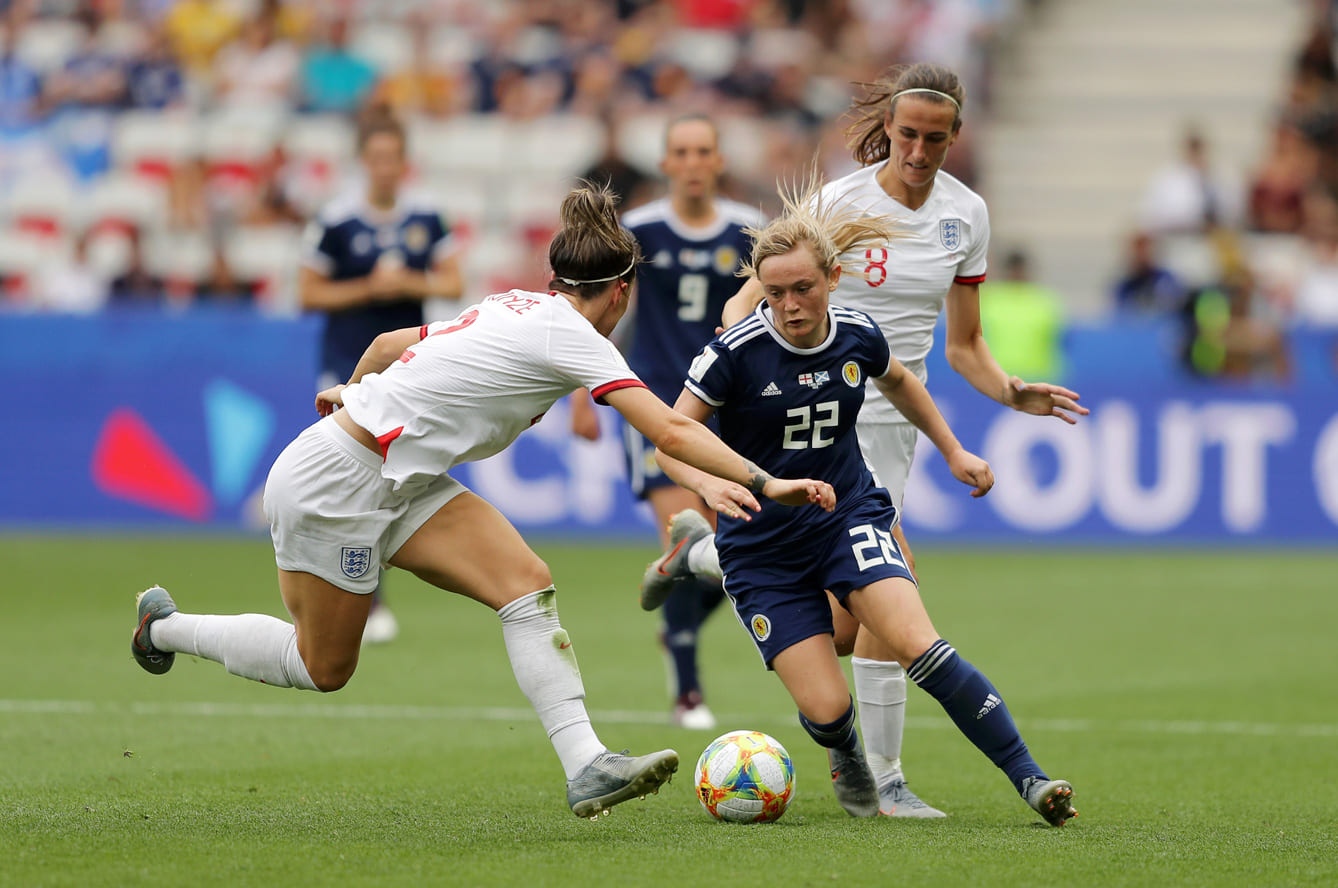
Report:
721,495,916,667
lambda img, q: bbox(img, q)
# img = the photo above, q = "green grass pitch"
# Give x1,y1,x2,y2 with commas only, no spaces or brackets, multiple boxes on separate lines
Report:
1,536,1335,887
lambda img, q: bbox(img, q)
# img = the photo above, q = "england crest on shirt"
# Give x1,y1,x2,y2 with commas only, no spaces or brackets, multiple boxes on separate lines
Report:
341,546,372,579
940,218,962,251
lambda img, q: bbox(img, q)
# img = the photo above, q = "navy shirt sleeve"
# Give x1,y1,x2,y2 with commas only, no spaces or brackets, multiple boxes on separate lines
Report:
682,342,733,408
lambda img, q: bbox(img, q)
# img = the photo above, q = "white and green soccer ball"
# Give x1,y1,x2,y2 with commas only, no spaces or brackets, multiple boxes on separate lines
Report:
695,730,796,823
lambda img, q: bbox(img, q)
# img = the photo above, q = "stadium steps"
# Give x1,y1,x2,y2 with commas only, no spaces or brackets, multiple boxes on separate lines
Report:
980,0,1304,319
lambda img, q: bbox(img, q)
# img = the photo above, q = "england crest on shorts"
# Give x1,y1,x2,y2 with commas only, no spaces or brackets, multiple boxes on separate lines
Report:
939,218,963,251
341,546,372,579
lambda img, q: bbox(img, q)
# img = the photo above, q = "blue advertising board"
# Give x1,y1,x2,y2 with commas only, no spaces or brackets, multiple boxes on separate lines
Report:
2,311,1335,544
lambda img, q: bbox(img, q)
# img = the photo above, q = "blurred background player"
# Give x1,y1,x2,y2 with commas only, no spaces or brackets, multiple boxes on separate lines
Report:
298,111,464,644
651,63,1087,817
572,114,764,729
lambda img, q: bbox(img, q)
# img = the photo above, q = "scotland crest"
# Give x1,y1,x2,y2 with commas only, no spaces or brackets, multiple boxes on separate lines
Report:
341,546,372,579
939,218,963,251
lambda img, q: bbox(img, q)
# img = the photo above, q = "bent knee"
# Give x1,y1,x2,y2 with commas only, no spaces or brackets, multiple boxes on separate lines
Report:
501,557,553,601
304,658,357,692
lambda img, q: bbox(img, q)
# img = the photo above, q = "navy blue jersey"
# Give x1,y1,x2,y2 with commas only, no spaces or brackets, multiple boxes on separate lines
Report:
622,198,766,400
302,188,454,381
684,303,892,561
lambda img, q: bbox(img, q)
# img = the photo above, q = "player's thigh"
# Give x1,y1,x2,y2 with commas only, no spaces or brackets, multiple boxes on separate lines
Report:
770,634,851,723
388,491,552,610
829,590,861,656
844,577,940,668
277,567,373,690
646,485,713,546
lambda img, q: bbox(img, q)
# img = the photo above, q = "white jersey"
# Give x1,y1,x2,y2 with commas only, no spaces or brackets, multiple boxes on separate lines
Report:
819,165,990,424
341,289,643,495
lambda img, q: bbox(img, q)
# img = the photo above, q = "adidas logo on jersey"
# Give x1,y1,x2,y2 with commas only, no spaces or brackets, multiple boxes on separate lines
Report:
976,693,1002,720
760,382,783,397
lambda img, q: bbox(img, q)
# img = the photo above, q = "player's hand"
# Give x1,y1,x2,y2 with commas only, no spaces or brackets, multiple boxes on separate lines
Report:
367,263,405,299
697,476,762,521
568,389,600,441
316,384,346,417
1004,377,1089,424
762,478,837,512
946,449,993,498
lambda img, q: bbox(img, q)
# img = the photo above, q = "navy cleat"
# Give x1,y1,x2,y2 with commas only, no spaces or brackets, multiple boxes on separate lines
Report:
878,776,947,818
828,745,879,817
1023,777,1078,826
131,585,177,675
639,509,711,611
566,749,679,820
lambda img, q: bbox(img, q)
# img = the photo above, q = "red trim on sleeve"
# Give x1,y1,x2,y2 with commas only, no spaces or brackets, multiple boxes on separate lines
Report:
954,273,986,285
590,379,648,405
419,325,429,340
375,426,404,461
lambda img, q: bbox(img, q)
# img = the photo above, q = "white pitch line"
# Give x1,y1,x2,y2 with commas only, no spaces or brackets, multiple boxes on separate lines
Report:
0,699,1336,739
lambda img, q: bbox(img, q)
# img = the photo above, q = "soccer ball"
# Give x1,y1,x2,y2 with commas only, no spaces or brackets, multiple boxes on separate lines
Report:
695,730,796,823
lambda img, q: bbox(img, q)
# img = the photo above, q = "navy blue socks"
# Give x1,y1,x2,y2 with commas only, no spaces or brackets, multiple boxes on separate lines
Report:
799,696,860,752
908,639,1045,794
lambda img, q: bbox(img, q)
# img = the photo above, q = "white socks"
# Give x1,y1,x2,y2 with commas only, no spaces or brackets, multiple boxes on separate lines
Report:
852,656,908,783
687,536,722,582
149,612,318,691
498,587,606,780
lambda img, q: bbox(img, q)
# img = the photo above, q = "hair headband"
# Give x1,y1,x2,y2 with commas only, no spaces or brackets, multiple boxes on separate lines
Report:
891,87,960,111
558,258,637,287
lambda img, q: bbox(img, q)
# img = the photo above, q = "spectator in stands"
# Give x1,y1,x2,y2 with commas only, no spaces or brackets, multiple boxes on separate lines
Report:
125,26,185,110
1249,118,1319,233
108,226,163,306
578,114,654,209
1181,231,1290,380
1139,127,1242,234
195,238,257,305
372,13,469,119
0,10,44,135
41,4,126,181
978,248,1065,382
164,0,240,79
213,4,299,110
32,228,106,313
1291,185,1338,328
298,13,378,115
1112,231,1188,316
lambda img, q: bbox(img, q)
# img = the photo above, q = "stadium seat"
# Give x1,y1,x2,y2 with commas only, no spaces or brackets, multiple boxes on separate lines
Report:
84,171,169,231
429,25,484,66
11,18,86,74
3,170,78,239
665,28,739,81
0,228,71,303
84,225,134,280
615,112,671,176
224,224,302,311
412,114,511,176
421,175,490,241
513,114,604,180
348,20,411,74
143,228,213,287
111,110,199,181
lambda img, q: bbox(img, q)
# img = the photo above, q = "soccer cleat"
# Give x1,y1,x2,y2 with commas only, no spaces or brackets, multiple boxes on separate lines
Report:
672,691,717,731
878,776,947,818
361,602,399,645
639,509,712,611
131,585,178,675
1023,777,1078,826
566,748,679,820
827,746,880,817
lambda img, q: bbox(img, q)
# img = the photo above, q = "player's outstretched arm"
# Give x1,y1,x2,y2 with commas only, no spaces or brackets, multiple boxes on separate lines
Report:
872,358,994,498
944,280,1088,423
602,385,836,512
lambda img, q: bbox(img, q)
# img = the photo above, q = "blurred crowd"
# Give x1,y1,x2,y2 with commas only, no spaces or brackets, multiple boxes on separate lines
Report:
1118,0,1338,380
0,0,1015,314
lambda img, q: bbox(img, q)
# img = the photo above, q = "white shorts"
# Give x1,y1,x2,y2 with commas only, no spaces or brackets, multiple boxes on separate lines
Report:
855,421,919,510
263,415,467,594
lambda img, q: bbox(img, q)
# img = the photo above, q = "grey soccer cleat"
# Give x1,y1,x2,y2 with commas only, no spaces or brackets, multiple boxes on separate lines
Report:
878,776,947,818
567,748,679,820
828,746,880,818
639,509,712,611
1023,777,1078,826
131,585,178,675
